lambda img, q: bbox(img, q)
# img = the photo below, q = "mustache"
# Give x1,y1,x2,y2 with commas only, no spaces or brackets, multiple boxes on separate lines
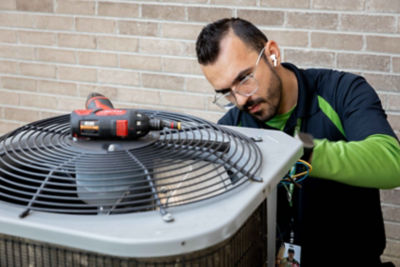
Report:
242,98,264,112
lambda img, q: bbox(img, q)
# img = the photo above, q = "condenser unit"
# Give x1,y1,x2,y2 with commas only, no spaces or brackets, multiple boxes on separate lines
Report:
0,110,302,267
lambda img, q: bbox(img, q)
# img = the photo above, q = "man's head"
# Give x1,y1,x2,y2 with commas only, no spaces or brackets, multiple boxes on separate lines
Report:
288,248,295,260
196,18,268,65
196,18,283,122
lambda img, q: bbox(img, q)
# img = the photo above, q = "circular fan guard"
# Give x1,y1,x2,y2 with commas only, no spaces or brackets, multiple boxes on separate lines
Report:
0,111,262,218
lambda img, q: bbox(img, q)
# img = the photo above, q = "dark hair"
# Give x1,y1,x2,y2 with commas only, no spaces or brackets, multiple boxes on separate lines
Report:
196,17,268,65
288,248,295,254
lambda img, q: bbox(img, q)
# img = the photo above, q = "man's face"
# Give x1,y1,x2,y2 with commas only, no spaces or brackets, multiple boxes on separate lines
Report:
200,32,283,122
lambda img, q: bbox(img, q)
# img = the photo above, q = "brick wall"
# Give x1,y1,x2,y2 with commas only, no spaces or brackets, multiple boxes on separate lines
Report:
0,0,399,264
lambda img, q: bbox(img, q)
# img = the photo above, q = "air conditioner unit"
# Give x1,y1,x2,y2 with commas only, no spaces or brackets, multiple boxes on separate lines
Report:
0,110,302,267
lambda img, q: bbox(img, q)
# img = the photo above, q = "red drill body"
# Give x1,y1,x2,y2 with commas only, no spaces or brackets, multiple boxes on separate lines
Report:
70,93,180,140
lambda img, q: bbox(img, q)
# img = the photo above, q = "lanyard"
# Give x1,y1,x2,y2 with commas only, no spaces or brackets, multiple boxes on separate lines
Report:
282,115,302,245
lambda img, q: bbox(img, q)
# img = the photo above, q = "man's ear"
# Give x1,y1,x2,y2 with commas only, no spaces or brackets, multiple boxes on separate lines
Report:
264,40,281,67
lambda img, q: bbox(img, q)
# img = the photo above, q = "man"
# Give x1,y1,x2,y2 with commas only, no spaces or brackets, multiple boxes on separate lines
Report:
196,18,400,266
280,248,300,267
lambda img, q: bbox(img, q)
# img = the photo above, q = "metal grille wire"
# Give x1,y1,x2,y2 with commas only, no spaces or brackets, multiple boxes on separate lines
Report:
0,110,262,217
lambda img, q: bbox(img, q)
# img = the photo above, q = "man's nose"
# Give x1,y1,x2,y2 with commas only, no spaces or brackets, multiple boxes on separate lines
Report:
234,93,250,108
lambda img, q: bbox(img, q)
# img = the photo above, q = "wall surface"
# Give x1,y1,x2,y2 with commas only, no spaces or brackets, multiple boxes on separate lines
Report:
0,0,399,264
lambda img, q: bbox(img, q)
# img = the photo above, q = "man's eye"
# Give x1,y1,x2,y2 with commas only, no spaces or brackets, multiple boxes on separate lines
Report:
238,75,248,82
216,89,231,95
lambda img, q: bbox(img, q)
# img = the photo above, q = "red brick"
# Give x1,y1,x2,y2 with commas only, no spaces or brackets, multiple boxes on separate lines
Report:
76,18,115,33
0,0,16,10
382,204,400,223
364,73,400,92
58,34,96,49
393,57,400,73
78,84,118,99
161,23,203,40
162,57,202,75
0,121,22,135
312,0,364,10
0,29,17,43
0,13,36,28
37,48,76,64
383,239,400,257
97,36,139,52
0,61,18,74
142,4,185,20
381,255,400,267
40,110,65,120
185,77,214,93
56,0,95,15
58,66,97,82
98,69,140,86
337,53,390,72
188,7,232,22
311,32,363,50
366,0,400,13
18,30,56,46
20,63,56,78
187,110,221,123
118,21,159,37
16,0,53,12
19,93,58,109
287,12,338,30
387,114,400,131
98,2,139,18
140,39,193,56
261,0,309,8
381,189,400,205
211,0,257,5
142,73,185,91
78,51,118,67
1,77,36,91
266,30,308,47
283,49,335,68
341,14,396,33
120,54,162,71
385,222,400,240
0,45,34,60
115,87,160,105
56,96,84,111
4,107,41,122
36,15,75,31
0,91,19,105
160,91,205,109
237,10,284,26
37,80,78,96
366,36,400,54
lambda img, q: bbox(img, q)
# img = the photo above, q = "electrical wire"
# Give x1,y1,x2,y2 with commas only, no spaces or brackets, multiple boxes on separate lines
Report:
280,159,312,186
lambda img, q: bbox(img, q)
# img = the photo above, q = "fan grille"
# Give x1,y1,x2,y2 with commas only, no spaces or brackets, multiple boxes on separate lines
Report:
0,111,262,217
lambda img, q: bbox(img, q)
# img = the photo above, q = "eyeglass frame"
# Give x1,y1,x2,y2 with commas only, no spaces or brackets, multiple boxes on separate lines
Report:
212,47,266,110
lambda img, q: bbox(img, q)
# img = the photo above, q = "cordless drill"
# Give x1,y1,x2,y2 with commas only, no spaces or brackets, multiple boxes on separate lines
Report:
70,93,181,139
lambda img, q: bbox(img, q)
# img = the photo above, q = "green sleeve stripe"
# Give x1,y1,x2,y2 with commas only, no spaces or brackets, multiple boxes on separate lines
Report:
317,95,346,138
311,134,400,189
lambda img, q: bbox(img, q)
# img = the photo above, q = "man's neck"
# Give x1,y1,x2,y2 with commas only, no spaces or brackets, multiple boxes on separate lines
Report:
277,65,298,115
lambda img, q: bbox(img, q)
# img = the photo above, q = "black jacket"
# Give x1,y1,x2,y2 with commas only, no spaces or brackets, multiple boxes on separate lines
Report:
218,63,396,266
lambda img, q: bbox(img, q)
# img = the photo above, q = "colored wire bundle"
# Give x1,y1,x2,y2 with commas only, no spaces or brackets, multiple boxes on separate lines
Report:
280,159,312,187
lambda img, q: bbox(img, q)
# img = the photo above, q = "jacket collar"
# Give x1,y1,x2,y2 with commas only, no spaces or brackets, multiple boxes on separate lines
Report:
281,62,319,118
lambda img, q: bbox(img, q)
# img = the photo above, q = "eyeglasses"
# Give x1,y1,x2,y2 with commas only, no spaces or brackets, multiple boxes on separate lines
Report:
213,47,265,110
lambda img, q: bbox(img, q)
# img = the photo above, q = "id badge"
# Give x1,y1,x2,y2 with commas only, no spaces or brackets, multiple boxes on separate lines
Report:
277,242,301,267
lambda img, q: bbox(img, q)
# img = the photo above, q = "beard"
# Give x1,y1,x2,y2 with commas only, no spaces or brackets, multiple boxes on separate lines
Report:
240,66,283,122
